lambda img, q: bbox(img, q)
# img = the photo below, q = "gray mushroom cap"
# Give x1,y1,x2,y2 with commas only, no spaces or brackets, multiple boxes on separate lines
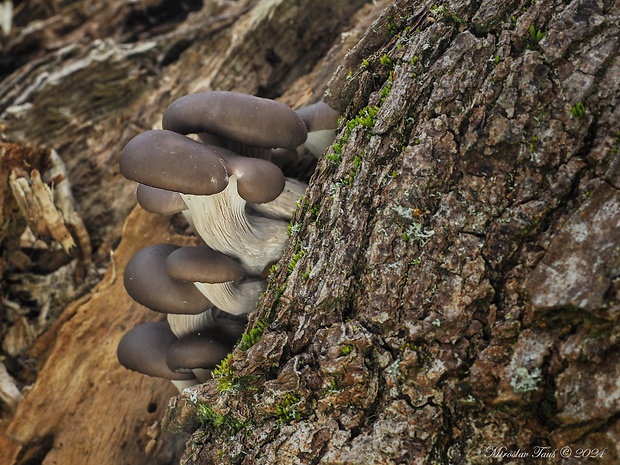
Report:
162,91,308,149
295,101,340,132
220,152,285,204
120,129,229,195
136,184,187,215
165,333,232,374
121,129,285,204
124,244,213,314
165,246,246,284
295,101,340,157
117,321,195,380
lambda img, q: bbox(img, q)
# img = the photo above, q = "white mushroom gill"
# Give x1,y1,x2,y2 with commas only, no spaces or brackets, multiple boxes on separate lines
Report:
249,177,308,220
193,279,265,315
304,128,337,157
181,175,288,275
167,311,216,339
170,379,199,393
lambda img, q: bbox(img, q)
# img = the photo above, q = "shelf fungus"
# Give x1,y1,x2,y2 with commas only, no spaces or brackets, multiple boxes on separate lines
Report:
162,90,308,159
121,129,293,275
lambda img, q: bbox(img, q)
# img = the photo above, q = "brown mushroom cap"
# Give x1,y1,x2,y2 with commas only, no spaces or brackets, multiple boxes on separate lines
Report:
222,153,285,204
124,244,213,314
162,91,308,149
166,333,232,373
120,129,229,195
136,184,187,215
295,101,340,132
117,321,195,380
166,246,245,284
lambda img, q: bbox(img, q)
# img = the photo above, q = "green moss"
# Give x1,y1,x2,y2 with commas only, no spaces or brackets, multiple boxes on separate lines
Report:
195,401,246,434
239,318,269,351
430,4,464,25
570,102,586,118
274,393,304,422
327,105,379,166
386,16,398,36
611,130,620,155
380,82,393,103
379,53,393,67
287,248,306,273
212,354,243,392
528,24,546,43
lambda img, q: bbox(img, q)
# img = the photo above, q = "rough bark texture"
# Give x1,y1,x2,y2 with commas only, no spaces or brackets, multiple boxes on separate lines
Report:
1,0,619,464
165,0,620,464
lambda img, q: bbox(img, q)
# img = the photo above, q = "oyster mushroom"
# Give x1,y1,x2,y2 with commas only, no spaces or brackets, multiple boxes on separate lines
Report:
123,243,213,314
120,130,290,275
167,308,247,342
166,245,264,315
295,101,340,157
117,321,198,392
162,91,308,153
136,184,187,215
162,90,309,207
166,332,232,383
136,183,195,230
248,177,308,220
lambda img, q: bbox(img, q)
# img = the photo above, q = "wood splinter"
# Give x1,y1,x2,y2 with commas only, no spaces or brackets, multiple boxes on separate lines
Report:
9,168,76,255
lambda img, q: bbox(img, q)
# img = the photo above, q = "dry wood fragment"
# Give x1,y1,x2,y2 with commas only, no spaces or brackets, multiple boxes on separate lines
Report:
9,168,75,254
0,361,21,409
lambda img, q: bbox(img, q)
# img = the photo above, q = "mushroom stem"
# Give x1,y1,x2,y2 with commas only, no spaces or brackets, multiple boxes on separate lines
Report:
181,175,288,275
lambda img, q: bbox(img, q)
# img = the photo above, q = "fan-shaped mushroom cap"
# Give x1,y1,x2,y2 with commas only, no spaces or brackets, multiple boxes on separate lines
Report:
296,101,340,157
220,153,285,204
124,244,213,314
295,101,340,132
162,91,308,149
121,129,285,204
120,129,229,195
166,333,232,382
117,321,195,381
166,246,245,284
136,184,187,215
166,245,265,315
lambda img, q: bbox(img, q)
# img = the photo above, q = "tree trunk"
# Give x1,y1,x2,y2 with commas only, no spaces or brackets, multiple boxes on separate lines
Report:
1,0,619,464
164,0,620,464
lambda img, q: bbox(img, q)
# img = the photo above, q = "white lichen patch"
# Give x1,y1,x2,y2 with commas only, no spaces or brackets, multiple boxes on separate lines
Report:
510,367,542,393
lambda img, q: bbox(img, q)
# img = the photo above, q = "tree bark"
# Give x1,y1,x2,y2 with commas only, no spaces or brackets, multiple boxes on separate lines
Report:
1,0,619,464
164,0,620,464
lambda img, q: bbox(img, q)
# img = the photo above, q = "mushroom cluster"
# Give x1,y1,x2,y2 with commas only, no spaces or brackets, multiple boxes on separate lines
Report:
116,91,338,390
